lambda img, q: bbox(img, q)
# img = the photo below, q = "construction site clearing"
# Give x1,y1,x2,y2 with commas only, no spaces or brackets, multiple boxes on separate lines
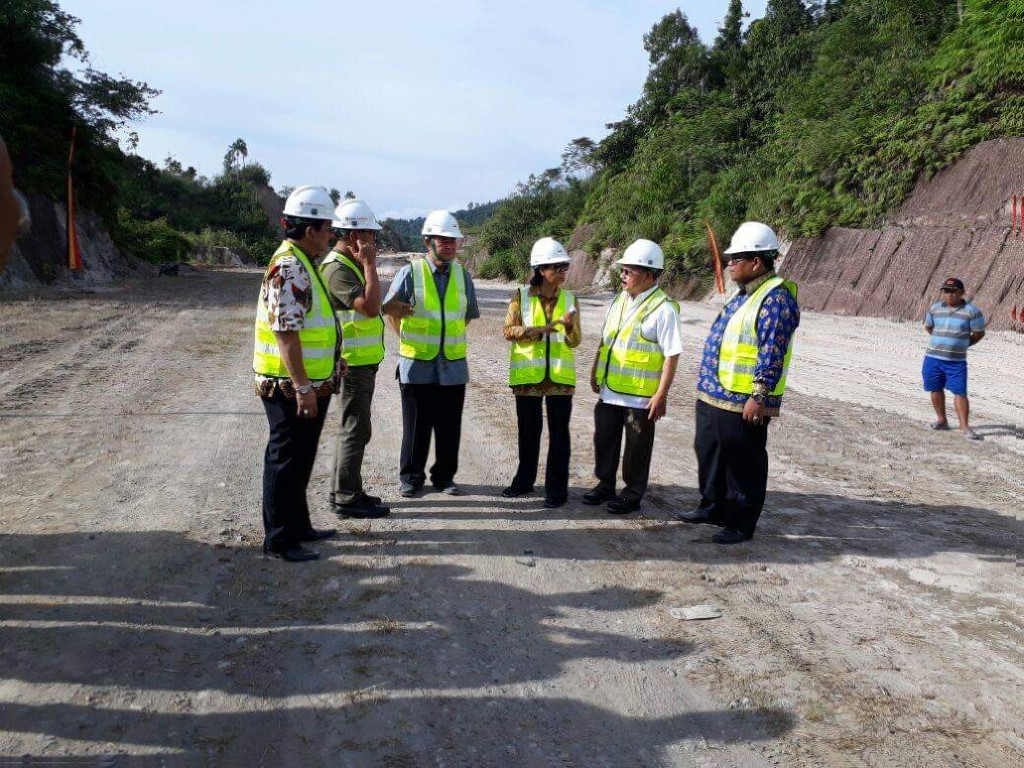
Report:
0,261,1020,767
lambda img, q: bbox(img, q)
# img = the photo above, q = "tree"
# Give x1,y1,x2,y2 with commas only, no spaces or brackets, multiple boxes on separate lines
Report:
0,0,159,208
561,137,598,176
329,188,341,205
222,137,248,175
633,11,707,126
710,0,748,89
741,0,816,117
344,190,356,199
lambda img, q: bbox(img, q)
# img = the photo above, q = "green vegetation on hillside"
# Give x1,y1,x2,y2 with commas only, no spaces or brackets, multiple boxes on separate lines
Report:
477,0,1021,282
1,0,280,263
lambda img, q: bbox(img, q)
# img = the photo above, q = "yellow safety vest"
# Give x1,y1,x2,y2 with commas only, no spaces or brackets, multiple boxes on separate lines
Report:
508,287,576,386
399,258,468,361
253,241,339,380
718,276,798,395
595,288,676,397
320,251,386,367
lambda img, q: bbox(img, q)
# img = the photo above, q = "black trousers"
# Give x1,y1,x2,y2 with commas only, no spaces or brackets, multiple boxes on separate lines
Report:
511,394,573,502
593,400,656,503
399,383,466,488
693,399,770,536
261,390,331,552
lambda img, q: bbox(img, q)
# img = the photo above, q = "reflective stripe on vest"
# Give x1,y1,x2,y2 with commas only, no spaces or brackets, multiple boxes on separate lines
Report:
508,287,576,386
320,251,386,367
595,288,675,397
253,241,339,380
717,276,798,396
399,259,468,361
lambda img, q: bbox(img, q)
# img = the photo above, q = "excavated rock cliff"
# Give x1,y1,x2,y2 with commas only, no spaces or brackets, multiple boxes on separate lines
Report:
0,195,146,292
782,138,1024,331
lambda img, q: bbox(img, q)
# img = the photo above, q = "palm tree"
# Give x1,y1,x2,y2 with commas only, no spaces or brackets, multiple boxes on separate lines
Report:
230,138,248,168
223,138,249,174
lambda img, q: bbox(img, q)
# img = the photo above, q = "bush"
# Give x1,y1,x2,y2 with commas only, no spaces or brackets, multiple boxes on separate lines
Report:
113,212,192,263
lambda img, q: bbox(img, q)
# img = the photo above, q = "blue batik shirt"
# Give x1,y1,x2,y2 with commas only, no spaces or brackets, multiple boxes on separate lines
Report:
697,272,801,416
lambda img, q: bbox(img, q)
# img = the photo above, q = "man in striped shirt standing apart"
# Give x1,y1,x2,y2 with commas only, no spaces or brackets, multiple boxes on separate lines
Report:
923,277,986,440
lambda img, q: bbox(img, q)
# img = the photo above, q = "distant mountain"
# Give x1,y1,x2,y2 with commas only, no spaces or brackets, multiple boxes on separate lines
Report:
382,200,503,252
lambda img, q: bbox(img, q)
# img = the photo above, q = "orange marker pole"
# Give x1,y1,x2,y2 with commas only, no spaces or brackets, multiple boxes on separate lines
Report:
705,219,725,295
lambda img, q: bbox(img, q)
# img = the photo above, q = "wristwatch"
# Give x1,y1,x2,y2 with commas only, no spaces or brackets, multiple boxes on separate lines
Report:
295,382,314,395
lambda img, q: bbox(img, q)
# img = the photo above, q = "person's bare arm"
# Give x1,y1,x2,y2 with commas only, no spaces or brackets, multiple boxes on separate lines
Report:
0,137,20,271
646,354,679,421
969,331,984,346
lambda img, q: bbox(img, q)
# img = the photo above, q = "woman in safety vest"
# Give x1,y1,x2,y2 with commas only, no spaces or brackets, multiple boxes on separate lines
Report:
501,237,581,508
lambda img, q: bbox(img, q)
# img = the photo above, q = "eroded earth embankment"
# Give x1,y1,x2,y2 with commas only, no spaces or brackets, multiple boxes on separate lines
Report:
782,138,1024,330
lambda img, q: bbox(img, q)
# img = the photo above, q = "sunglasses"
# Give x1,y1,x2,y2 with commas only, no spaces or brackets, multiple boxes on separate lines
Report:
725,255,757,265
543,263,570,272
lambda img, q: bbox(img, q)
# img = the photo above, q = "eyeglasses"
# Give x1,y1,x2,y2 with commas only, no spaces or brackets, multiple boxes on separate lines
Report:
725,255,756,266
544,263,570,272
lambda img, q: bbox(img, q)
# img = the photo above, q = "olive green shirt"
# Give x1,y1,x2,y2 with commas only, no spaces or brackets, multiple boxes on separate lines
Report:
321,249,364,311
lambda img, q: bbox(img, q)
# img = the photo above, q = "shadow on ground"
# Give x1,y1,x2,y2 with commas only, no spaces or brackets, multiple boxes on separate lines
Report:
0,529,794,763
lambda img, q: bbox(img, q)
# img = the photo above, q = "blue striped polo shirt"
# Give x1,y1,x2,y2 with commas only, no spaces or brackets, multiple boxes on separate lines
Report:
924,301,985,362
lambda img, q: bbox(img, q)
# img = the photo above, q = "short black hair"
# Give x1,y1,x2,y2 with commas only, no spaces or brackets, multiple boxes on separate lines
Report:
284,217,329,241
756,250,778,271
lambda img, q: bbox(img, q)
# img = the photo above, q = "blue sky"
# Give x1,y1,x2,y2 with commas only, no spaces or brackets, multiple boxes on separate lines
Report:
62,0,767,219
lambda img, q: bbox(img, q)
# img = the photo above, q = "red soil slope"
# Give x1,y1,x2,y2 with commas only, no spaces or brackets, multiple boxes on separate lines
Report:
782,138,1024,330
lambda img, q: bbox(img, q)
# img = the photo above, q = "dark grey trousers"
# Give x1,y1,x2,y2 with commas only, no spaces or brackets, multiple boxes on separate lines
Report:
593,399,657,502
330,364,378,505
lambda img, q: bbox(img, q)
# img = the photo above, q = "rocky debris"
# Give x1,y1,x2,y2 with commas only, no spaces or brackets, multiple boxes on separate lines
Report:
191,245,257,267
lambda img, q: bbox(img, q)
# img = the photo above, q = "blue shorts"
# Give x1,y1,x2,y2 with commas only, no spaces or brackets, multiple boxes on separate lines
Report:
922,356,968,396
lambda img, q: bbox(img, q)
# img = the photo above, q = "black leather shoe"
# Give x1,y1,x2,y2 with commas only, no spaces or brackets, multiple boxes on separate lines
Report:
334,498,390,518
333,493,383,505
582,486,617,505
607,497,641,515
501,484,534,498
712,528,752,545
543,497,567,509
300,527,338,541
672,508,715,524
264,545,320,562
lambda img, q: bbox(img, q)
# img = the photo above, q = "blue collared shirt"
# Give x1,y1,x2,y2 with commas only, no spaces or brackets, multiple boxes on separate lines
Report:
384,258,480,385
697,273,800,414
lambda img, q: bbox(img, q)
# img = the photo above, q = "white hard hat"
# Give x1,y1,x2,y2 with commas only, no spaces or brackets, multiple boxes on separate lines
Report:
723,221,780,255
616,239,664,270
421,210,463,238
282,185,335,221
333,198,382,231
530,237,570,267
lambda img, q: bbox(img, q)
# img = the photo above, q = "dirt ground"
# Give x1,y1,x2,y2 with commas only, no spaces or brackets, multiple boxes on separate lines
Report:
0,263,1021,767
